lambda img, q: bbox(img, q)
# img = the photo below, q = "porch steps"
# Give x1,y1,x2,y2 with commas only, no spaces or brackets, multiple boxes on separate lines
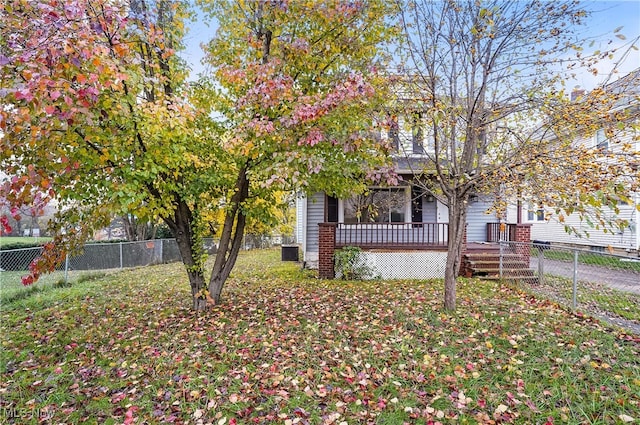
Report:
462,245,538,284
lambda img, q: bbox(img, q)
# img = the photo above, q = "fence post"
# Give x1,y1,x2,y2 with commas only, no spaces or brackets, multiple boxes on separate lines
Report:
537,246,544,285
499,241,504,279
64,253,69,284
119,241,123,270
572,250,578,310
160,239,164,264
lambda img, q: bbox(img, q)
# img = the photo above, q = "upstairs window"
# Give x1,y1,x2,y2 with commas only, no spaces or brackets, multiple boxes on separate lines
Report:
527,203,545,222
411,112,425,154
596,128,609,151
387,115,400,151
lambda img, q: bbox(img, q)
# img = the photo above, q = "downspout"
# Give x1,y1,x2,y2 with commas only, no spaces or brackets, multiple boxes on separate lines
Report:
517,199,522,224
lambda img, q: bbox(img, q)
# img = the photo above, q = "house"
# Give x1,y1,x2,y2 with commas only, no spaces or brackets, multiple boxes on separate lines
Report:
295,69,640,279
295,90,530,279
528,69,640,256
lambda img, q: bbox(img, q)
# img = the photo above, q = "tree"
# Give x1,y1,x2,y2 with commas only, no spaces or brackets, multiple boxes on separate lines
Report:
394,0,639,310
195,0,397,306
1,0,396,309
1,0,202,287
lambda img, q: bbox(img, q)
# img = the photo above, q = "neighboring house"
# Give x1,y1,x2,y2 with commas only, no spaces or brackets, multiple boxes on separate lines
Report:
529,69,640,255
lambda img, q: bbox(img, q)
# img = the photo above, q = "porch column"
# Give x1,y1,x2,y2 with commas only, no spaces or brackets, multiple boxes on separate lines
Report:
514,224,531,261
318,223,337,279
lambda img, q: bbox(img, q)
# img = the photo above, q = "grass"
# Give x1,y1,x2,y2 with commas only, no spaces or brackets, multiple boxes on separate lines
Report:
1,249,639,424
0,269,112,305
540,248,640,273
0,236,51,248
521,274,640,323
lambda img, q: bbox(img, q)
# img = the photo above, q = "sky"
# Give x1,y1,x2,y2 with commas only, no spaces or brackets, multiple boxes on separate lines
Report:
180,1,640,90
566,0,640,90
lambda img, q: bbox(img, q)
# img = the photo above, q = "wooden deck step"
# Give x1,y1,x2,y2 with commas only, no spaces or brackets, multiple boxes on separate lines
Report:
462,245,537,282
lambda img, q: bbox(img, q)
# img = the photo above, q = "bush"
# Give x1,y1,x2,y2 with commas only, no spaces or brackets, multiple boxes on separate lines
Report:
0,241,45,250
155,224,173,239
334,246,379,280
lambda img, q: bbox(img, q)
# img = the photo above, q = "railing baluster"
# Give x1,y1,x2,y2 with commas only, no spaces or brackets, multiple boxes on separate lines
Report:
333,222,454,249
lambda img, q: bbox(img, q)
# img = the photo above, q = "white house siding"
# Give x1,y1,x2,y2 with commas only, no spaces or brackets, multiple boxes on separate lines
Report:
530,200,639,252
303,192,325,265
530,116,640,253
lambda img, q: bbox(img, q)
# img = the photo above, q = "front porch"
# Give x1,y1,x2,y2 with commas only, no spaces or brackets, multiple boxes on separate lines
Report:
318,222,532,279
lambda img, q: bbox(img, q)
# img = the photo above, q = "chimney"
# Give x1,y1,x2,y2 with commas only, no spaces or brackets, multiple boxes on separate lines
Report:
570,86,585,102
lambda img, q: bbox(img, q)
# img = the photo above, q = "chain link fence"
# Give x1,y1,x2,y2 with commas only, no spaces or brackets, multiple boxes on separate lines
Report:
1,236,288,304
495,241,640,332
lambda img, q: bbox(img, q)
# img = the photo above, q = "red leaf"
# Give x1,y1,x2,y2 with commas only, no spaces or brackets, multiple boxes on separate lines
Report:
111,392,126,404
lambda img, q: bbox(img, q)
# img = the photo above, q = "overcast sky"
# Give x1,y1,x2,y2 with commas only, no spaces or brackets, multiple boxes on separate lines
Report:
180,1,640,90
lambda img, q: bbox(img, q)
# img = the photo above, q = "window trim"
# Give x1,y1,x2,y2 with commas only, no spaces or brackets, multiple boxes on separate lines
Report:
526,203,545,222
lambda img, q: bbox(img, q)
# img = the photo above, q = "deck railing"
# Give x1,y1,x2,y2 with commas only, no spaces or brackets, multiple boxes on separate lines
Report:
335,222,448,249
486,223,517,242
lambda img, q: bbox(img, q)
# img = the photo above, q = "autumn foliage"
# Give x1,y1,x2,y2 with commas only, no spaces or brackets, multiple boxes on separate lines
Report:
1,0,395,308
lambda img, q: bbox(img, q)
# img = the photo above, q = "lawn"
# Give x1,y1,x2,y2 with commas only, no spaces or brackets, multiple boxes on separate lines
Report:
0,236,51,249
540,248,640,273
522,274,640,323
1,249,639,424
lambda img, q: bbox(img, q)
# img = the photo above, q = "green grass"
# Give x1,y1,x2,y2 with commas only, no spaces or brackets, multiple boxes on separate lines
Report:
1,249,639,424
0,236,51,248
0,269,111,305
540,248,640,272
522,274,640,322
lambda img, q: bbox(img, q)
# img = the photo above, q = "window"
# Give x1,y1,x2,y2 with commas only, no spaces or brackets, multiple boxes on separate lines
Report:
387,115,400,151
527,203,545,222
411,112,425,154
596,128,609,151
344,188,407,223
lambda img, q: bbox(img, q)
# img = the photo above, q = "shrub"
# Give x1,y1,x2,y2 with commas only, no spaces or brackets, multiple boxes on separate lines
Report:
334,246,379,280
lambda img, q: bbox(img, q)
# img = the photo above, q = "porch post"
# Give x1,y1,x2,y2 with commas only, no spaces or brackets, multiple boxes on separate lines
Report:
514,224,531,261
318,223,337,279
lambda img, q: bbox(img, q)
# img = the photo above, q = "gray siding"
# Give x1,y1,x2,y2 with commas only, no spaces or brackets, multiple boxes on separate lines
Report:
466,199,496,242
422,198,437,222
306,192,325,253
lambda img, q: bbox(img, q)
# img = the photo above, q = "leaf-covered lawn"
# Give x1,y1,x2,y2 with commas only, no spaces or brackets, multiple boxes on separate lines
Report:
1,249,639,424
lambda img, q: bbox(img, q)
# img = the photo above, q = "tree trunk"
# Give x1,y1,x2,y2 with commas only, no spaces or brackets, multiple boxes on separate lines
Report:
444,193,468,311
208,165,250,304
123,214,156,241
164,200,209,310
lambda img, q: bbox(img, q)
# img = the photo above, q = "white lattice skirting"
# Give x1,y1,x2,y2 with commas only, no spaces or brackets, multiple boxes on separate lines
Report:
359,251,447,279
